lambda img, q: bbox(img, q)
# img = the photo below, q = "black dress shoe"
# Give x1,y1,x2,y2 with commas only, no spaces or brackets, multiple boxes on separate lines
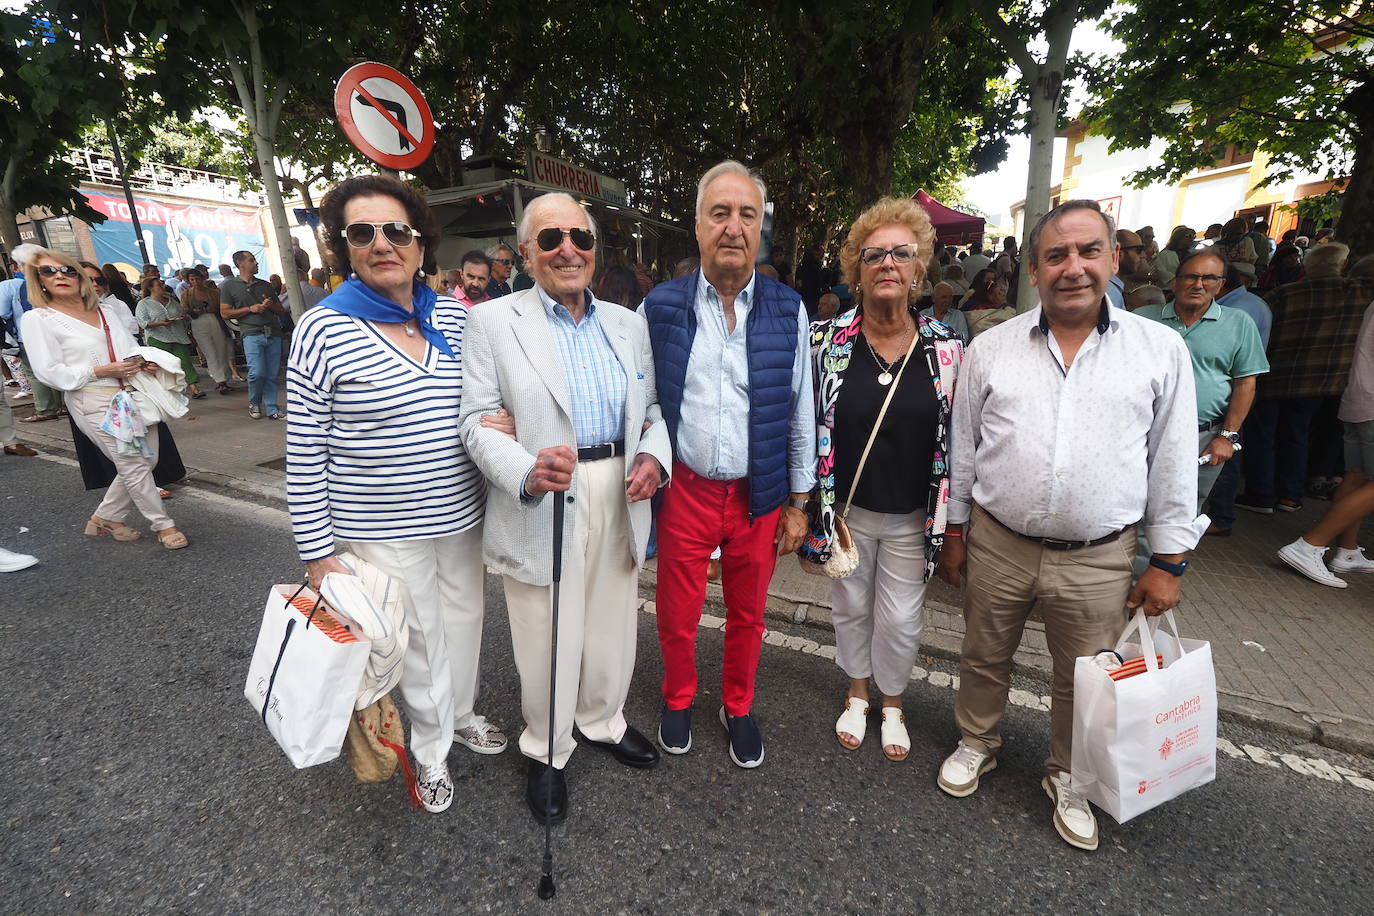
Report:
525,759,568,825
582,725,661,769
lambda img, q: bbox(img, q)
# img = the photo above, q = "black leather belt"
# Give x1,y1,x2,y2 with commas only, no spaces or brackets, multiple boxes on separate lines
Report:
1198,419,1220,432
577,440,624,461
985,509,1132,551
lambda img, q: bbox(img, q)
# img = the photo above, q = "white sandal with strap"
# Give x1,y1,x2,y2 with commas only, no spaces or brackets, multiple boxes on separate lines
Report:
881,707,911,762
835,696,869,750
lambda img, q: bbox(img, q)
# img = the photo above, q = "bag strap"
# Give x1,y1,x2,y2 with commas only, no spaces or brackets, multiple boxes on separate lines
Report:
96,308,126,391
839,321,922,519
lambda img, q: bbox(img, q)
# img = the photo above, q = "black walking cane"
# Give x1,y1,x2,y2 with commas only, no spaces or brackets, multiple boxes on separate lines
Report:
538,489,566,900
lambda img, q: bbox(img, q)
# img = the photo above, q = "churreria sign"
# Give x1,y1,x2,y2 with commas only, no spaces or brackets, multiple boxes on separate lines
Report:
527,150,628,207
1155,695,1202,725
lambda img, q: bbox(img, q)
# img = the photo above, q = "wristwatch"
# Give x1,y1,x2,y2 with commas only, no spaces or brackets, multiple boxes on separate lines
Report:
1216,429,1241,444
1148,556,1189,576
789,496,812,512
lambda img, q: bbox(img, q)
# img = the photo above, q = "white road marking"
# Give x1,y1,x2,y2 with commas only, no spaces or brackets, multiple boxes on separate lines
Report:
640,599,1374,795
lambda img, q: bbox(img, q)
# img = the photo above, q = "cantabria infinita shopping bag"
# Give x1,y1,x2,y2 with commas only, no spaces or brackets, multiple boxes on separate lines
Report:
1071,609,1217,823
244,584,371,768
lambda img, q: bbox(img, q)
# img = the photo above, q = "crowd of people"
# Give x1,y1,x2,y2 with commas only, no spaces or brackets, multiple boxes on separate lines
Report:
2,161,1371,854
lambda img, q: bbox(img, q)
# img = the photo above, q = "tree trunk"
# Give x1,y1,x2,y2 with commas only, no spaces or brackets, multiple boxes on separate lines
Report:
0,157,22,252
1337,81,1374,261
1014,7,1074,312
851,124,897,211
280,174,328,275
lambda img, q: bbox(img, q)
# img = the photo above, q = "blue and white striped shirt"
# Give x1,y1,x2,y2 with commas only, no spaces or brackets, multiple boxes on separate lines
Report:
538,287,627,447
286,297,485,561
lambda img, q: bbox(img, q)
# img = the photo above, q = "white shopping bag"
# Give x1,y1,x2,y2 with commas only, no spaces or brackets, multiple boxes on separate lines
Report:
1071,609,1217,823
244,584,371,768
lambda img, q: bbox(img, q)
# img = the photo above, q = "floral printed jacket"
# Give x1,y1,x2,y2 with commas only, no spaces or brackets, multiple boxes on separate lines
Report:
799,305,963,581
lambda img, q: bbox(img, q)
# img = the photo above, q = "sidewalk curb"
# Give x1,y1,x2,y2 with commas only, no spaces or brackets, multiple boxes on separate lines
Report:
640,566,1374,758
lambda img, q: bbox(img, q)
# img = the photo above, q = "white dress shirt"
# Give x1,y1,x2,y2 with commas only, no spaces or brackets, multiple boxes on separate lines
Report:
676,272,816,493
948,302,1205,554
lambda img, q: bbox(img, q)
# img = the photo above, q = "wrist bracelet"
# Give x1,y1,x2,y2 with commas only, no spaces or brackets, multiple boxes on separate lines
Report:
945,530,963,538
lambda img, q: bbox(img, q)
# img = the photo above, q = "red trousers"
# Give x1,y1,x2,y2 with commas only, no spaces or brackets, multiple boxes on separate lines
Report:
655,461,782,716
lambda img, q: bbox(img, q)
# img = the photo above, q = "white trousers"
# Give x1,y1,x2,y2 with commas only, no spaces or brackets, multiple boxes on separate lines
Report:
67,387,174,532
343,525,484,768
830,506,928,697
190,314,232,384
503,457,639,769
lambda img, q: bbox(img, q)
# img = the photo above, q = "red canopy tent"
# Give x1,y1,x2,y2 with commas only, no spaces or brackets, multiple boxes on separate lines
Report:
913,190,985,247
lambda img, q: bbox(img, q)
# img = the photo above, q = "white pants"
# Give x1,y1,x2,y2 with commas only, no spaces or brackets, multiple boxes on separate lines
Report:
830,506,928,697
67,387,174,532
190,314,232,384
343,526,484,768
503,457,639,769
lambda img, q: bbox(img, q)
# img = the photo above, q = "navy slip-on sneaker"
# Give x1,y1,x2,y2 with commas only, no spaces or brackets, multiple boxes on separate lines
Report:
659,704,692,755
719,706,764,769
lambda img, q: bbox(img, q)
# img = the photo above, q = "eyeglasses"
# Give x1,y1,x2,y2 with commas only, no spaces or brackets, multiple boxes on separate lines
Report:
1177,273,1224,284
341,221,419,248
536,227,595,252
37,265,80,278
491,257,513,266
858,244,917,266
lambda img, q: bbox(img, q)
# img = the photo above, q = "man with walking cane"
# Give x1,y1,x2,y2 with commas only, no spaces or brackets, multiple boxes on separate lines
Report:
460,192,671,825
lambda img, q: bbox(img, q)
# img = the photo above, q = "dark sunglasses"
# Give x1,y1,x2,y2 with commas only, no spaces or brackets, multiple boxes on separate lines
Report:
491,257,513,265
858,244,917,266
341,221,419,248
536,227,595,252
38,265,81,278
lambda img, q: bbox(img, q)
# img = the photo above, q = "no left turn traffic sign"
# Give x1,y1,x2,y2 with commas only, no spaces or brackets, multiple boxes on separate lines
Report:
334,62,435,172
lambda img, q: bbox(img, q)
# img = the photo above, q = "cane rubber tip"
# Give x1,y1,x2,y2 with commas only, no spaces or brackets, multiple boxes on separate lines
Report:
538,876,556,899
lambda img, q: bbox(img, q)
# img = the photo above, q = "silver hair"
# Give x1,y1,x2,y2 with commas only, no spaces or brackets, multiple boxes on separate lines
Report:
695,160,767,219
1305,242,1349,275
517,192,598,247
485,242,515,260
933,282,954,295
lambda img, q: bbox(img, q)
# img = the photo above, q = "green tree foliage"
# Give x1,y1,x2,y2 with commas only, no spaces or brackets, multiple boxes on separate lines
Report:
1085,0,1374,256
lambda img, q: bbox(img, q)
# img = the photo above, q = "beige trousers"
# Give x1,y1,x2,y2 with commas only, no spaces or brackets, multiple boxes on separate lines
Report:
954,504,1134,776
67,387,173,532
503,456,639,769
190,314,232,384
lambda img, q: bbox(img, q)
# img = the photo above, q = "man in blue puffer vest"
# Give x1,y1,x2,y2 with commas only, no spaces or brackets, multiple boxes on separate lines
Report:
642,160,817,769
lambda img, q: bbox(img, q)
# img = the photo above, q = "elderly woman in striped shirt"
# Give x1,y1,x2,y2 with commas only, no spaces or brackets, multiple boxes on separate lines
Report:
286,175,510,813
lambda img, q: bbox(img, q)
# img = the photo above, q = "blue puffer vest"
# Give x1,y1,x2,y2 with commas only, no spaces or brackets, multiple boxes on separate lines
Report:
643,270,800,519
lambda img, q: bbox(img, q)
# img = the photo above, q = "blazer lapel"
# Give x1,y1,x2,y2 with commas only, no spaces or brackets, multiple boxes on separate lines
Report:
511,289,573,420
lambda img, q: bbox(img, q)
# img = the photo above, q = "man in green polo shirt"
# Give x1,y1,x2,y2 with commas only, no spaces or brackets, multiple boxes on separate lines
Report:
219,250,286,420
1136,250,1269,506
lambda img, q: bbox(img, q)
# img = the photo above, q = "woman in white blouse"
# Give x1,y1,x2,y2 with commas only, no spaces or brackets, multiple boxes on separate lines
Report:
137,277,205,399
19,248,188,549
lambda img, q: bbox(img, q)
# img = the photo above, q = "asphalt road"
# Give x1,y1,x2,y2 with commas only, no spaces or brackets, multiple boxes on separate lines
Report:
3,455,1372,914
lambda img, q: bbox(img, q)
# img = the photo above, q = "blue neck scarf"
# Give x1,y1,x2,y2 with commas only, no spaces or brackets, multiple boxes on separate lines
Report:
323,276,455,358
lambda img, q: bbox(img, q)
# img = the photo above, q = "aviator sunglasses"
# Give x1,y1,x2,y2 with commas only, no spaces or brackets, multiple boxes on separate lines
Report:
858,244,918,266
341,221,420,248
536,227,596,252
37,265,81,277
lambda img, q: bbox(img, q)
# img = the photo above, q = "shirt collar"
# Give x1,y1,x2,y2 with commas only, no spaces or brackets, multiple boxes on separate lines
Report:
537,285,595,321
1163,299,1220,322
697,270,757,308
1036,298,1113,337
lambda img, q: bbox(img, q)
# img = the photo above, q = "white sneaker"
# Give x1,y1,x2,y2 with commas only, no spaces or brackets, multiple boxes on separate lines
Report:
0,547,37,572
455,715,508,754
1277,539,1347,588
1329,547,1374,573
937,742,997,797
417,761,454,813
1043,773,1098,851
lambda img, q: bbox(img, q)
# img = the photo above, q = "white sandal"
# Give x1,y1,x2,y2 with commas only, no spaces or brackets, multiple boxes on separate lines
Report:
835,696,869,750
881,707,910,762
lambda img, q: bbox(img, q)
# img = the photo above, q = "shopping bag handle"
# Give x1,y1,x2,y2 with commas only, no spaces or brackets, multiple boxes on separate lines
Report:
285,582,326,631
1116,609,1187,672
